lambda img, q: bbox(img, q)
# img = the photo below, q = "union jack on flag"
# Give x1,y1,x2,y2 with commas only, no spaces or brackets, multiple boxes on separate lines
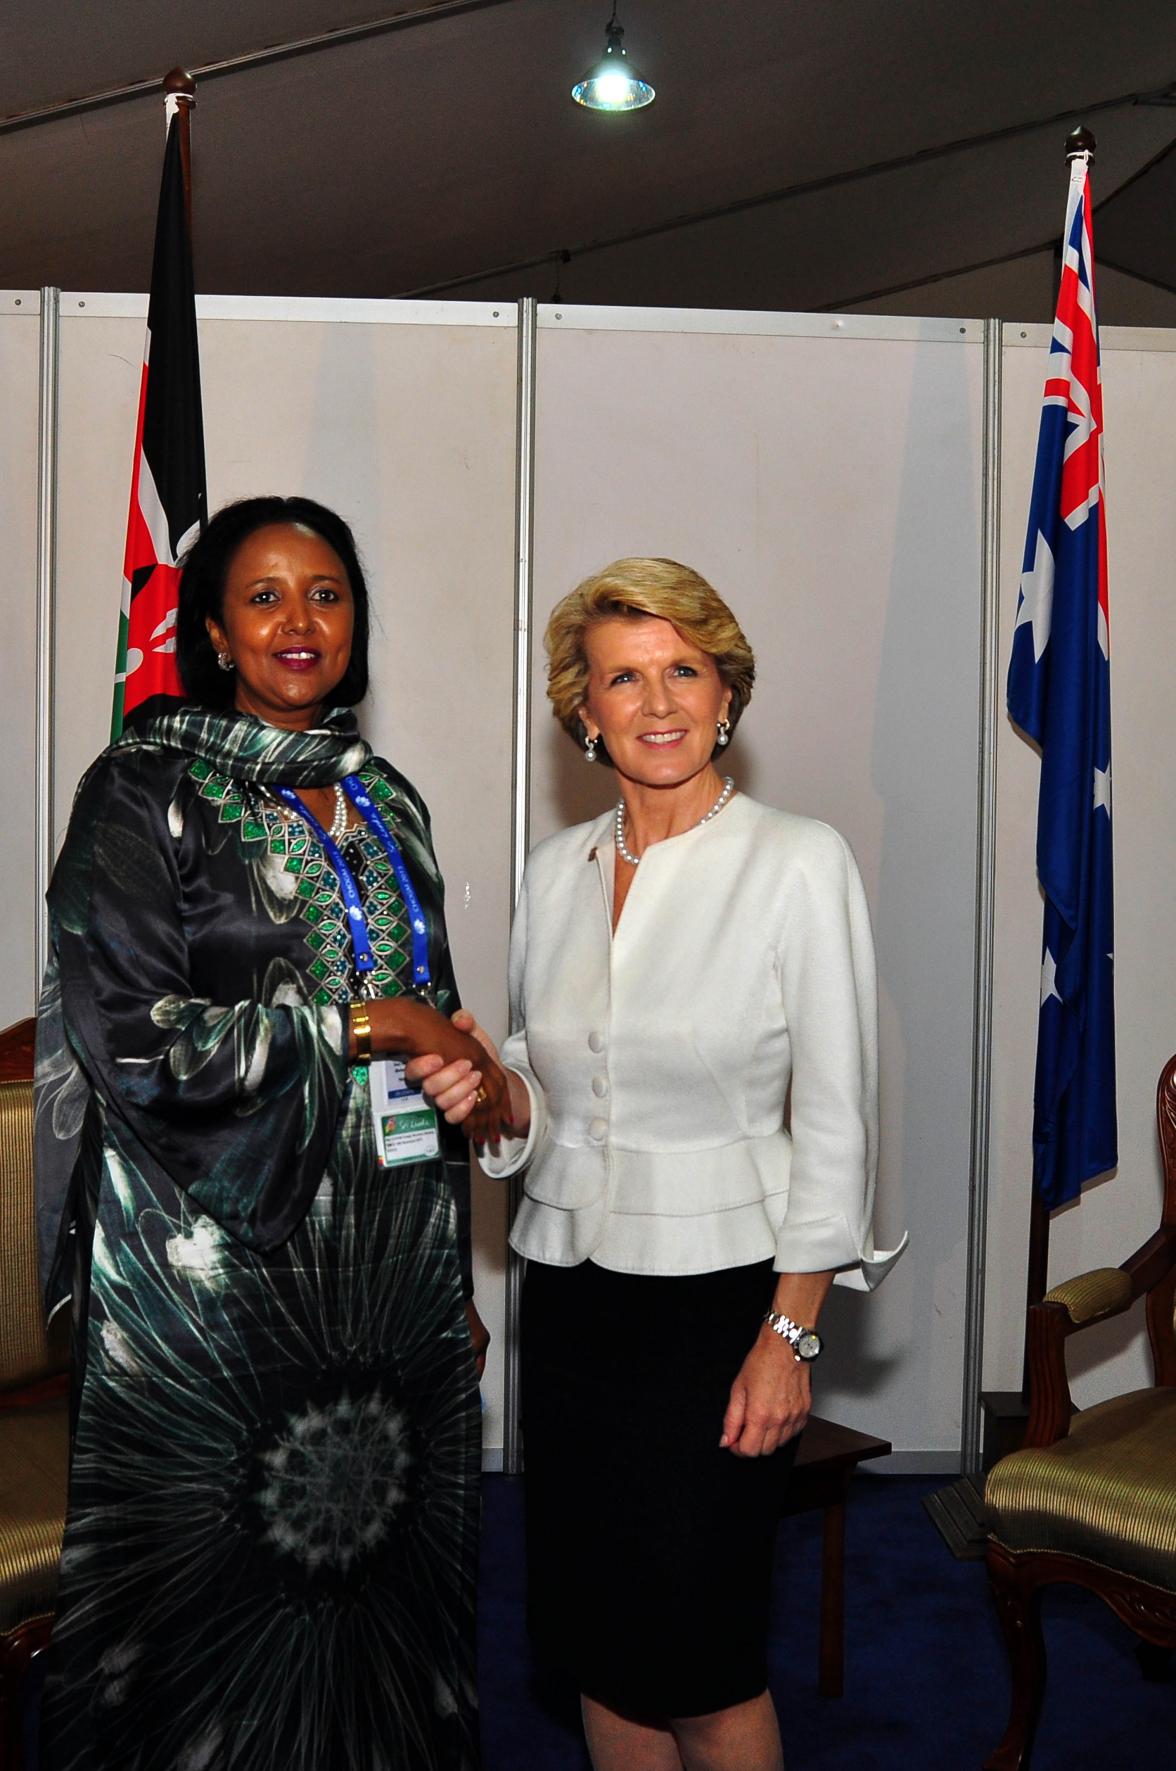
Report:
1007,148,1116,1210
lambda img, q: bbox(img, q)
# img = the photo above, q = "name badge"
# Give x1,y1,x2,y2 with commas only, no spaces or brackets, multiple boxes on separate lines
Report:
369,1058,441,1168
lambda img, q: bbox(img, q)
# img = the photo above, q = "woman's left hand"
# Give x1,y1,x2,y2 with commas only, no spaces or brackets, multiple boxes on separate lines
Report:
720,1329,812,1458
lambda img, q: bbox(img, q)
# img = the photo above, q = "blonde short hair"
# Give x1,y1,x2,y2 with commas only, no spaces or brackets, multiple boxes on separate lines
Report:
545,557,755,762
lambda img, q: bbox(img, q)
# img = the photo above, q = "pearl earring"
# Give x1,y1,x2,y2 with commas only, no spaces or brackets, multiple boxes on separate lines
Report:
716,717,731,747
584,734,598,763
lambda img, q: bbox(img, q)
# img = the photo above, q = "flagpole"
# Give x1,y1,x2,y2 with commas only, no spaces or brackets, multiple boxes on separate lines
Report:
930,122,1112,1546
163,68,196,229
113,65,206,736
1017,125,1098,1399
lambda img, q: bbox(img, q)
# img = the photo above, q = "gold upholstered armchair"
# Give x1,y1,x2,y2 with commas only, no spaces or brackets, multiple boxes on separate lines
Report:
0,1017,69,1769
982,1052,1176,1771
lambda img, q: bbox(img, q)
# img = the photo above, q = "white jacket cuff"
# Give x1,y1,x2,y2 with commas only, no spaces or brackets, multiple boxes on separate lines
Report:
774,1215,909,1293
475,1066,548,1179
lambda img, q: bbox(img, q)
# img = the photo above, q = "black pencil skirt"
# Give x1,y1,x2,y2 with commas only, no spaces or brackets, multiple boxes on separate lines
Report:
520,1257,799,1720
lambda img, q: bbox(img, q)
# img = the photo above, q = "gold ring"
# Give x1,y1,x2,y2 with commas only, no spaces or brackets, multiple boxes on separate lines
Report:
474,1086,489,1106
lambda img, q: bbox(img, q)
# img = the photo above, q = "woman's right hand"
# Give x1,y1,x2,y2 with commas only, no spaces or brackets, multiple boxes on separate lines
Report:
364,998,512,1143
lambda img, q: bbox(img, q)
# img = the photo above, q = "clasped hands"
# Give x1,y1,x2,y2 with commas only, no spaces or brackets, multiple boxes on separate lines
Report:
403,1008,529,1149
357,997,515,1144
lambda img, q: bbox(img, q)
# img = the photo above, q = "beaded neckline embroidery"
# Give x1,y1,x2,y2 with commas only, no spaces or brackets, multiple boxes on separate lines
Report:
187,762,411,1006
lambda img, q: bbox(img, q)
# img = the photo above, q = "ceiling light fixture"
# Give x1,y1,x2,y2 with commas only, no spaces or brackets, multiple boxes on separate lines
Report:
571,6,655,112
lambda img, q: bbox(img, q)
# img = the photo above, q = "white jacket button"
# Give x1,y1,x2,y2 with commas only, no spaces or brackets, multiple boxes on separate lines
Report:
588,1118,608,1141
591,1075,608,1098
588,1031,605,1052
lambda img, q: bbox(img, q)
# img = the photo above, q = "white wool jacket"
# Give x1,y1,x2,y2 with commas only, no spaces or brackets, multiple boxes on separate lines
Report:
481,793,906,1289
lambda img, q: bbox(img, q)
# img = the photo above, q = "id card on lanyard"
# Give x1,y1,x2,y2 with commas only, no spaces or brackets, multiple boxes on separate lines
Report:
270,773,441,1168
368,1058,441,1167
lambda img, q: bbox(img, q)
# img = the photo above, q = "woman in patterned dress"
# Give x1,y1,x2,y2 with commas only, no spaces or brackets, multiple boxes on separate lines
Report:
34,496,509,1771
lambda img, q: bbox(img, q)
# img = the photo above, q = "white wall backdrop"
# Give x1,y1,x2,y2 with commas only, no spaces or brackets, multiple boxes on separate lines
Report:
6,293,1174,1466
529,308,986,1465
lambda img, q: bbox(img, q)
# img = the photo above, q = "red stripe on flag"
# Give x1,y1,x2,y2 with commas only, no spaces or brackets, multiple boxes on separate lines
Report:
121,362,151,591
125,564,184,687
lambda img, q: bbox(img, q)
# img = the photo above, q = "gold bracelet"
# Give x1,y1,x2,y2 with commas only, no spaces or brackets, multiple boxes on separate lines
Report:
350,1000,373,1064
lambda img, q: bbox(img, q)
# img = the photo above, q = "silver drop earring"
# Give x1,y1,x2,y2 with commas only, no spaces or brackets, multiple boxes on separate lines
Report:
584,734,598,763
217,653,236,673
716,717,731,747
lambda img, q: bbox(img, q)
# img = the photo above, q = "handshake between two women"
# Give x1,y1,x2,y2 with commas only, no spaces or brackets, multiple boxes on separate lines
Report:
349,994,523,1148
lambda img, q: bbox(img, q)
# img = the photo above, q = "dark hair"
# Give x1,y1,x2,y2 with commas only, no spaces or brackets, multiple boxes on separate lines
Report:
176,495,371,710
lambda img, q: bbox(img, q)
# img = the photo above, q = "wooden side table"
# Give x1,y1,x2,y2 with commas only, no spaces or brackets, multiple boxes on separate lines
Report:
782,1414,892,1697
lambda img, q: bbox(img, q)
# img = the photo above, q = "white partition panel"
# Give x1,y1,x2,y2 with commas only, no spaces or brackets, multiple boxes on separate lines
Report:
530,308,987,1466
21,289,1171,1464
985,325,1176,1407
0,294,44,1029
48,296,519,1453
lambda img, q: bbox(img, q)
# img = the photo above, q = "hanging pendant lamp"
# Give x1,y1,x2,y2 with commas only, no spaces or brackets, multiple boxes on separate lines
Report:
571,6,655,112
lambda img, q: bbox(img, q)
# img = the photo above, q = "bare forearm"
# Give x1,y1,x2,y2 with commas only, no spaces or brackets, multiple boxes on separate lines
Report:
347,995,435,1062
767,1269,835,1329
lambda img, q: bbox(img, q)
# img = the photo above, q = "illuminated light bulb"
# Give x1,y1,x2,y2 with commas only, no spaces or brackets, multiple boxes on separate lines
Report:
571,12,656,112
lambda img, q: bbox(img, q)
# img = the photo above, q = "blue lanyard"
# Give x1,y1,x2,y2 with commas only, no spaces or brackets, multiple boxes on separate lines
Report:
270,776,432,998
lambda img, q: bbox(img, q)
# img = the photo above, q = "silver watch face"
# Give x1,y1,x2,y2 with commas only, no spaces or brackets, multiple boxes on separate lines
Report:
795,1330,822,1361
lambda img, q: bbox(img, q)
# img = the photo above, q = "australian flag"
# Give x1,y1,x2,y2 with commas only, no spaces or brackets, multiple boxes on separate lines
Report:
1007,150,1116,1210
112,106,206,735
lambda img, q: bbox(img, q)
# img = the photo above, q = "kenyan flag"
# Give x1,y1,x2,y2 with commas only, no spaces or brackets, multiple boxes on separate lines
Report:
112,110,206,736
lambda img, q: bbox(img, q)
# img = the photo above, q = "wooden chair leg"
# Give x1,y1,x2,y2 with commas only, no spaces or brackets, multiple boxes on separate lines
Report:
817,1495,846,1698
984,1544,1046,1771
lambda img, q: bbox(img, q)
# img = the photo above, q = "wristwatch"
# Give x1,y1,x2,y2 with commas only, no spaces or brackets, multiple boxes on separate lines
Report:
763,1310,823,1362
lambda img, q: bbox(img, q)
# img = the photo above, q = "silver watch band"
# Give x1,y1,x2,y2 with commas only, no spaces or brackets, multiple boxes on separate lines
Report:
763,1310,822,1361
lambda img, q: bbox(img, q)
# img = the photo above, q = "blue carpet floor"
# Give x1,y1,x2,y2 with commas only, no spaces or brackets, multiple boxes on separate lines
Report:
23,1472,1173,1767
478,1472,1173,1770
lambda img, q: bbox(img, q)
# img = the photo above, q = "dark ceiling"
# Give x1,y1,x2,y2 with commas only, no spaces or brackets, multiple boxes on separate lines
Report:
4,0,1176,321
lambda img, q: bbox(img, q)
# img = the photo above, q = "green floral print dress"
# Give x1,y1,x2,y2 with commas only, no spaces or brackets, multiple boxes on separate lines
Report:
34,709,480,1771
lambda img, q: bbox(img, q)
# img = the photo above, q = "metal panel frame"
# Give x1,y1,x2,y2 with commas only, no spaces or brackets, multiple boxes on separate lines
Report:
1007,322,1176,354
960,319,1003,1474
513,301,997,1473
538,305,984,345
34,286,57,996
502,298,536,1475
58,293,516,327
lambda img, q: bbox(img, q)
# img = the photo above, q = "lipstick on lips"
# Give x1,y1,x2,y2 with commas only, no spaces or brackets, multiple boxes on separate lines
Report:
273,648,322,673
638,729,687,747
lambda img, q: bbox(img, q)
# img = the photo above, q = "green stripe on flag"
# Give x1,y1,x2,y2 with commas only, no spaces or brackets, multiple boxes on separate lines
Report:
111,607,129,741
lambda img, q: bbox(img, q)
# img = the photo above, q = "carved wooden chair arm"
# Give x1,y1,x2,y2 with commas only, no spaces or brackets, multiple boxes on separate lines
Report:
1023,1298,1082,1448
1023,1224,1176,1448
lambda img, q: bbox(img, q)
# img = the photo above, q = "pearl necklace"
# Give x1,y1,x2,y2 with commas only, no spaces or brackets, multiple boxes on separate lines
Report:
615,776,736,867
327,782,350,844
266,782,351,844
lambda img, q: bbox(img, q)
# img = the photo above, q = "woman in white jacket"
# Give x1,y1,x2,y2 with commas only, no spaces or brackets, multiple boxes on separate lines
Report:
409,558,904,1771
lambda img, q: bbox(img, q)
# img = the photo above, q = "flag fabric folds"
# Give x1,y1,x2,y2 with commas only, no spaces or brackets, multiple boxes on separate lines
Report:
112,110,206,735
1007,151,1116,1210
